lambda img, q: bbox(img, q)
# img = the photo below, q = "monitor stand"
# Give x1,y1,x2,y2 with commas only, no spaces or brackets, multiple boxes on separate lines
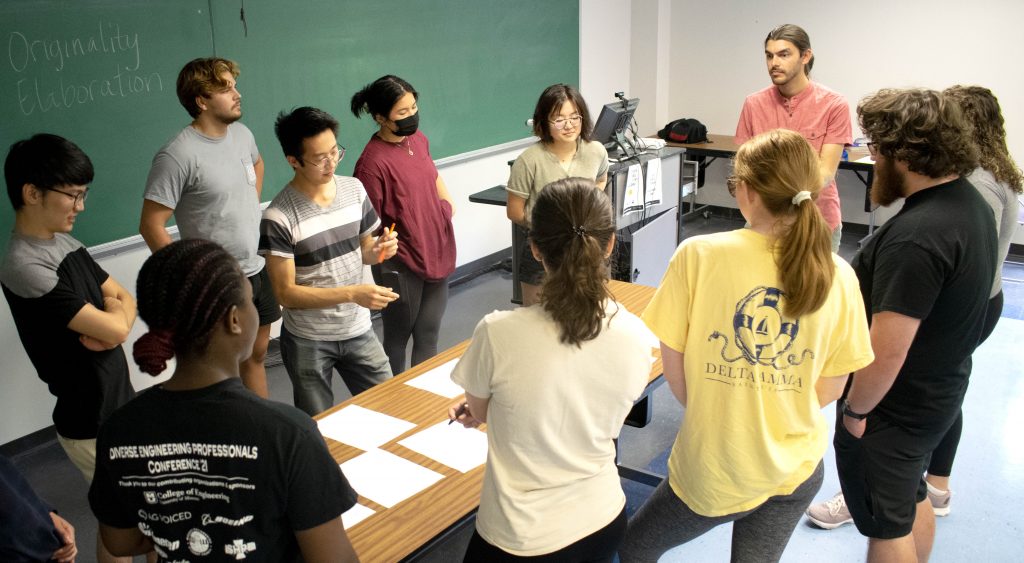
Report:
615,131,640,157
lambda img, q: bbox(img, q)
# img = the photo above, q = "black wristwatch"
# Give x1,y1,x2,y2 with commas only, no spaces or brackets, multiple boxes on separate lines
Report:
842,399,869,420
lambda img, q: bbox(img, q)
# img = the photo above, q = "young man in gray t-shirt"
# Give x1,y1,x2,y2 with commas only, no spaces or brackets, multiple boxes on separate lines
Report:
140,57,280,398
3,133,138,563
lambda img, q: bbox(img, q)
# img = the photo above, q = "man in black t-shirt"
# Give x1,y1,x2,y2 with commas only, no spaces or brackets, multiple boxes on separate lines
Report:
834,89,997,562
2,134,137,563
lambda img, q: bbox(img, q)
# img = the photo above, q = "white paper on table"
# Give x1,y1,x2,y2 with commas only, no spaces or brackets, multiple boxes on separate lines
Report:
341,503,375,529
854,155,875,164
398,420,488,473
644,157,662,205
623,163,643,212
340,448,445,508
642,137,667,149
404,359,464,398
317,405,416,451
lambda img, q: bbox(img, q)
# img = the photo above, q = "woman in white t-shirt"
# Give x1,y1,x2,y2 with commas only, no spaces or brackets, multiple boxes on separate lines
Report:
450,178,653,561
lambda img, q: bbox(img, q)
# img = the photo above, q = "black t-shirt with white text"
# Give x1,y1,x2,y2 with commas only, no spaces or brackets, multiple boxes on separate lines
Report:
89,379,356,562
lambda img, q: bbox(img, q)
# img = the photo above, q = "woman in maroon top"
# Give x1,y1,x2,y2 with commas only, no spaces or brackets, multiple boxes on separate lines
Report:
351,75,457,374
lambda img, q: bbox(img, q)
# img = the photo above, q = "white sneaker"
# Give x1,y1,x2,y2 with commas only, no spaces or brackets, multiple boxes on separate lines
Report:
926,481,952,516
805,491,853,529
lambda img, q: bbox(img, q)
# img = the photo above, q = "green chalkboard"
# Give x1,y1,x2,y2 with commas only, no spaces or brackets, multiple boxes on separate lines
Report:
0,0,211,248
0,0,578,248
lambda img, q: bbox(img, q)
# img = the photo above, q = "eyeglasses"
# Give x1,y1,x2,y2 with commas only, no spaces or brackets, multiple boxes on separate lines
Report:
50,186,89,206
866,142,878,156
550,115,583,130
303,145,345,169
726,176,738,197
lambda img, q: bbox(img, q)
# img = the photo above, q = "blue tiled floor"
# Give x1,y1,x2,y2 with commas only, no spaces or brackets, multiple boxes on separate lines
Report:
613,240,1024,561
618,315,1023,562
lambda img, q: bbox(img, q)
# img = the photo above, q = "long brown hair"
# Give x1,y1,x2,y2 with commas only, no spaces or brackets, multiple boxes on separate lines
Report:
734,129,834,317
943,85,1023,194
530,178,615,346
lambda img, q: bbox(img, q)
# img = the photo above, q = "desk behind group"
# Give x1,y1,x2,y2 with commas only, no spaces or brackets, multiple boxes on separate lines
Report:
324,280,661,562
665,133,878,236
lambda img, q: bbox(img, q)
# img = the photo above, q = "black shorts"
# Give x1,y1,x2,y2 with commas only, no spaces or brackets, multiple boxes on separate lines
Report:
516,225,546,286
463,506,626,562
834,410,954,539
248,266,282,326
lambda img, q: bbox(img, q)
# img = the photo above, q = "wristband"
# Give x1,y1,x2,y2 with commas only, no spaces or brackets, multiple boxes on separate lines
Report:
842,399,869,420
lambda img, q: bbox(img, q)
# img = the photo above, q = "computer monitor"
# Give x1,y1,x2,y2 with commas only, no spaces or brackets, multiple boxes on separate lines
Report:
592,97,640,154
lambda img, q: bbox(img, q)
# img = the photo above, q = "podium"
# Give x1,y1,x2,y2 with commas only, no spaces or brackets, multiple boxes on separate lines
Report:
468,146,688,302
607,147,684,287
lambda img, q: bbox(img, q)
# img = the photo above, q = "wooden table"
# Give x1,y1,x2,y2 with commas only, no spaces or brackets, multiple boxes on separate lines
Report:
323,280,661,562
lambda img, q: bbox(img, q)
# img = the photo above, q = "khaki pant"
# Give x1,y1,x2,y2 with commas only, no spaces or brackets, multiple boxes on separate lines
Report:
56,433,96,483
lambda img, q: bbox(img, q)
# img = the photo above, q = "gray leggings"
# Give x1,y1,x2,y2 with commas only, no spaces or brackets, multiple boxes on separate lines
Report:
620,461,823,563
373,259,449,374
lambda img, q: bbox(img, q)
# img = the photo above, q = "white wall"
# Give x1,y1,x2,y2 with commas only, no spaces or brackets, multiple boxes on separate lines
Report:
629,0,672,136
664,0,1024,238
440,149,520,264
580,1,672,139
579,0,632,121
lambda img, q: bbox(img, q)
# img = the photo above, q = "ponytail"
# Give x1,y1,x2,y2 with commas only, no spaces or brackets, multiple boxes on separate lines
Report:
134,240,247,375
776,193,834,317
349,89,368,118
350,75,418,119
529,178,616,346
734,129,835,317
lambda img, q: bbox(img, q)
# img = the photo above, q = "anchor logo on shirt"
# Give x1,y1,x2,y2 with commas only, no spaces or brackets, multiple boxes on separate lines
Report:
708,285,813,369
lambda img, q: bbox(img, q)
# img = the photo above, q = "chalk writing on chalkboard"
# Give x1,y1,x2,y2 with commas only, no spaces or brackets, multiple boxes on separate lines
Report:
5,21,163,116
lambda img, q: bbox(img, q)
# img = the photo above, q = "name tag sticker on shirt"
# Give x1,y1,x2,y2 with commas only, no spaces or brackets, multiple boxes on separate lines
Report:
242,157,257,186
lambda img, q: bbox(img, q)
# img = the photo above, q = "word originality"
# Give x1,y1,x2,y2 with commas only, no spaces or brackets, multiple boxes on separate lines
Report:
5,21,163,115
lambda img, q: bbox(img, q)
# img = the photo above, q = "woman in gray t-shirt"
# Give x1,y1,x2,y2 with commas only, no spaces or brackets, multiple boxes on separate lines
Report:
506,84,609,306
922,85,1023,510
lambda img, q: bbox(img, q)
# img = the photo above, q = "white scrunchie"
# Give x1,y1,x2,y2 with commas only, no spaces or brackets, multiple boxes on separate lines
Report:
791,190,812,206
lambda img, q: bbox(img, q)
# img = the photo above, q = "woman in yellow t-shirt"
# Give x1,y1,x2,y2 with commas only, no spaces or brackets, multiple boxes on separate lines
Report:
619,129,873,562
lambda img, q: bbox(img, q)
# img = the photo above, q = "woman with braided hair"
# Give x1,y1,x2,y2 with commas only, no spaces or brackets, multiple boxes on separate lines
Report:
619,129,873,562
448,177,653,561
88,240,359,563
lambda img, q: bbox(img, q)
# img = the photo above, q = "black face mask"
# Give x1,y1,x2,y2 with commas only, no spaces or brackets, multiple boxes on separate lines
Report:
390,112,419,137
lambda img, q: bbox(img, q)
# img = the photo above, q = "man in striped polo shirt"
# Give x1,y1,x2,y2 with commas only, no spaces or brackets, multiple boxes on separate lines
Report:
259,107,399,416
